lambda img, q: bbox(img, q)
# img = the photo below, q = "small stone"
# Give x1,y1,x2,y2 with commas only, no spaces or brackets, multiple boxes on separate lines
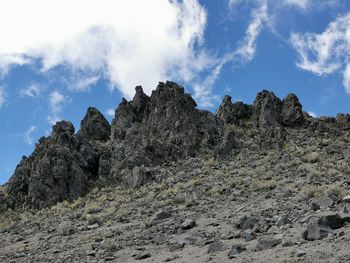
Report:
164,254,180,262
151,210,171,222
242,229,256,241
181,219,196,230
296,250,306,257
207,241,225,253
342,195,350,203
134,251,151,260
256,237,281,251
227,244,246,258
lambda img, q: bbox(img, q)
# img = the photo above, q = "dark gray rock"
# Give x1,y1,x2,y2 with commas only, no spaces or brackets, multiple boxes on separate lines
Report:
181,219,196,230
79,107,111,142
253,90,282,128
7,121,95,210
227,244,246,258
151,210,172,222
256,236,281,251
216,95,252,125
280,93,304,126
134,251,151,260
109,82,229,185
207,241,225,253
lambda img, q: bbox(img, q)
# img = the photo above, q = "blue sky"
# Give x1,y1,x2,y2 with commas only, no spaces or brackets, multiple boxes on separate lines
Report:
0,0,350,184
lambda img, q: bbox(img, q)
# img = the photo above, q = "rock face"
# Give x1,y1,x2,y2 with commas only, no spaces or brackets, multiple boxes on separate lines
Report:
108,81,228,185
8,111,110,210
4,81,346,210
216,95,252,125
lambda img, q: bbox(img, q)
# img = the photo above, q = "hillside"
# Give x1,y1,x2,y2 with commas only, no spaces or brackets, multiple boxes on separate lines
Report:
1,81,350,262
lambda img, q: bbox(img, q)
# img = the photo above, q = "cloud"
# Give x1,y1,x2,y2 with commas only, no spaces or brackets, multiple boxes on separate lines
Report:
47,90,67,124
106,108,115,118
0,0,208,98
283,0,309,9
290,13,350,92
343,64,350,93
307,111,317,117
0,87,5,108
23,125,36,145
20,84,41,98
194,0,268,106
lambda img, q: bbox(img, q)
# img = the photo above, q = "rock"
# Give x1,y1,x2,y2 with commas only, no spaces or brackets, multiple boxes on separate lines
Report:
242,229,256,241
240,216,259,230
7,121,98,210
165,254,180,262
311,198,334,210
216,96,252,124
302,213,350,241
207,241,225,253
79,107,111,142
276,216,290,228
296,250,306,257
227,244,246,258
256,237,281,251
109,82,227,185
341,195,350,203
280,93,304,126
318,213,346,229
181,219,196,230
134,251,151,260
151,210,171,222
303,218,321,241
253,90,282,128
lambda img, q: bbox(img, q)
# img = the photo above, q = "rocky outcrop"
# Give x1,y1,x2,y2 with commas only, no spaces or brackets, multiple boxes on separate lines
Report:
216,95,252,125
79,107,111,142
5,81,346,210
7,109,110,210
108,81,228,185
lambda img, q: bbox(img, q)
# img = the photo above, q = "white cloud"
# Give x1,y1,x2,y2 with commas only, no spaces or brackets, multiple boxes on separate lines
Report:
23,125,36,145
307,111,317,117
194,0,267,106
47,90,66,124
343,64,350,93
0,0,208,98
0,87,5,108
283,0,309,9
290,13,350,93
106,108,115,118
20,84,41,98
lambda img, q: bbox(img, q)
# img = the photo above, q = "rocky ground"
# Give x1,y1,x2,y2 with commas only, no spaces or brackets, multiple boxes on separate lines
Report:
1,81,350,262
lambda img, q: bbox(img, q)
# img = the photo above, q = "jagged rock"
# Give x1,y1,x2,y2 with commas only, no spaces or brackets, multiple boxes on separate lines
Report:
6,80,350,212
253,90,282,128
108,82,227,184
216,95,252,124
79,107,111,142
7,121,100,210
281,93,304,126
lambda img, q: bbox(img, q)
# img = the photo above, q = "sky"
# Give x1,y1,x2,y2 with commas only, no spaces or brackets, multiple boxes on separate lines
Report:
0,0,350,184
